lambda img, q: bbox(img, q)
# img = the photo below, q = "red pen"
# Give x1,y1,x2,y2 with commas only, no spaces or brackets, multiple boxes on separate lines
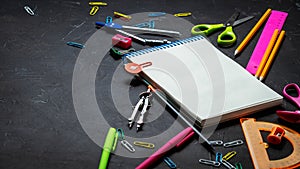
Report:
136,127,195,169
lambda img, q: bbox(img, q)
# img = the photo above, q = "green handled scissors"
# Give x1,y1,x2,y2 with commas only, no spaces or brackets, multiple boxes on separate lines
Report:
191,11,254,47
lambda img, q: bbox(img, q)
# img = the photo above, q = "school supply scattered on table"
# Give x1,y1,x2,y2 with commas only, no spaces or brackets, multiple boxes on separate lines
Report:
135,127,195,169
267,126,285,144
117,128,136,152
124,62,152,74
88,1,107,6
24,6,35,16
191,11,254,47
148,12,166,17
90,6,99,16
110,47,135,59
105,16,113,23
259,30,285,81
223,139,243,148
113,11,132,21
112,34,132,49
115,29,172,46
133,141,155,149
174,12,191,17
95,22,181,37
199,158,221,167
246,10,288,75
254,29,279,78
222,151,237,161
124,35,282,127
277,83,300,123
66,41,85,49
222,159,236,169
209,140,223,146
98,127,118,169
127,88,152,131
234,8,272,56
163,157,177,169
240,118,300,169
134,20,155,29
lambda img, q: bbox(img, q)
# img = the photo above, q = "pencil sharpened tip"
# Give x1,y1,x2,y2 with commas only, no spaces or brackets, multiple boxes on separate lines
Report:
259,77,264,81
234,50,239,57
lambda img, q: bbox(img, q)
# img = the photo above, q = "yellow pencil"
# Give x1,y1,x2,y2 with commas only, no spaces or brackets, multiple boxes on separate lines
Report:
254,29,279,78
259,30,285,81
234,8,272,56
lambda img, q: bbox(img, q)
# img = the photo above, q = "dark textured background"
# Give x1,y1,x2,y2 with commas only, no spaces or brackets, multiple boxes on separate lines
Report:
1,0,300,169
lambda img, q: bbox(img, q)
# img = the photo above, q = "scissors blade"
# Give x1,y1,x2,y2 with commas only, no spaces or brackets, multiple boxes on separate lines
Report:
225,11,240,27
232,16,254,27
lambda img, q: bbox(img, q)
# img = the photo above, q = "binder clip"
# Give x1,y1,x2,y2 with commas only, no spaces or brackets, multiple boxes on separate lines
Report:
128,88,152,131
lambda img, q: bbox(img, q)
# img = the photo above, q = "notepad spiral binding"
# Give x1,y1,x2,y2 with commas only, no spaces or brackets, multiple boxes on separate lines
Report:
123,35,204,62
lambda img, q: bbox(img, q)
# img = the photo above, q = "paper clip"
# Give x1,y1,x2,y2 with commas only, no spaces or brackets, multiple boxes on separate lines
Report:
114,12,131,21
148,12,166,17
235,162,243,169
222,160,236,169
209,140,223,146
24,6,34,16
66,42,85,49
133,141,155,149
149,20,155,28
105,16,112,23
199,159,221,167
164,157,177,169
223,139,244,148
174,12,192,17
89,6,99,16
215,152,222,163
88,2,107,6
222,151,237,161
117,128,135,153
121,140,135,153
134,22,149,28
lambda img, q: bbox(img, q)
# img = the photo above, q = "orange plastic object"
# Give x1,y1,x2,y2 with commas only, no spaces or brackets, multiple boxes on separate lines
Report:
267,126,285,144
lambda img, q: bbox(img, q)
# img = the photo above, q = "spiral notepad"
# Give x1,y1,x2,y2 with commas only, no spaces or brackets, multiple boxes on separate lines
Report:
125,36,282,126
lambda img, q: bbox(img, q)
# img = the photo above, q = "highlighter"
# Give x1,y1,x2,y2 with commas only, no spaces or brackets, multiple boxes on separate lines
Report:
98,127,118,169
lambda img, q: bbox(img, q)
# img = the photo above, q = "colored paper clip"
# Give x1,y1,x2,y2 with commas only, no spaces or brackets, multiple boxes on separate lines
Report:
133,141,155,149
235,162,243,169
222,160,236,169
148,12,166,17
66,42,85,49
215,152,222,163
24,6,34,16
164,157,177,169
209,140,223,146
149,20,155,28
110,47,135,59
114,12,131,21
199,159,221,167
134,22,149,28
223,139,244,148
106,16,112,23
174,12,191,17
88,2,107,6
222,151,237,161
89,6,99,16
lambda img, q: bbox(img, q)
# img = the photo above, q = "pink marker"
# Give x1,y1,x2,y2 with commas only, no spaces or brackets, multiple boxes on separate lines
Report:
136,127,195,169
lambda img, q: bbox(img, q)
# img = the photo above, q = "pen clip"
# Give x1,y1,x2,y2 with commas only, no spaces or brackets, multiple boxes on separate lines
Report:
112,132,118,151
176,130,195,148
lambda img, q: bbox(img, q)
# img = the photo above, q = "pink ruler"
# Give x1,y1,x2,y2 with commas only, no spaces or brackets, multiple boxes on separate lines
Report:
246,10,288,75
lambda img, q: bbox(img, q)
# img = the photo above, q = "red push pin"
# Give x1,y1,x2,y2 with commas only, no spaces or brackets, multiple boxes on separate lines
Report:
267,126,285,145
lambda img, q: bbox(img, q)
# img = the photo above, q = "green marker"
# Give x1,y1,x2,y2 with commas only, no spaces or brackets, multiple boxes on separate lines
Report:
98,127,118,169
